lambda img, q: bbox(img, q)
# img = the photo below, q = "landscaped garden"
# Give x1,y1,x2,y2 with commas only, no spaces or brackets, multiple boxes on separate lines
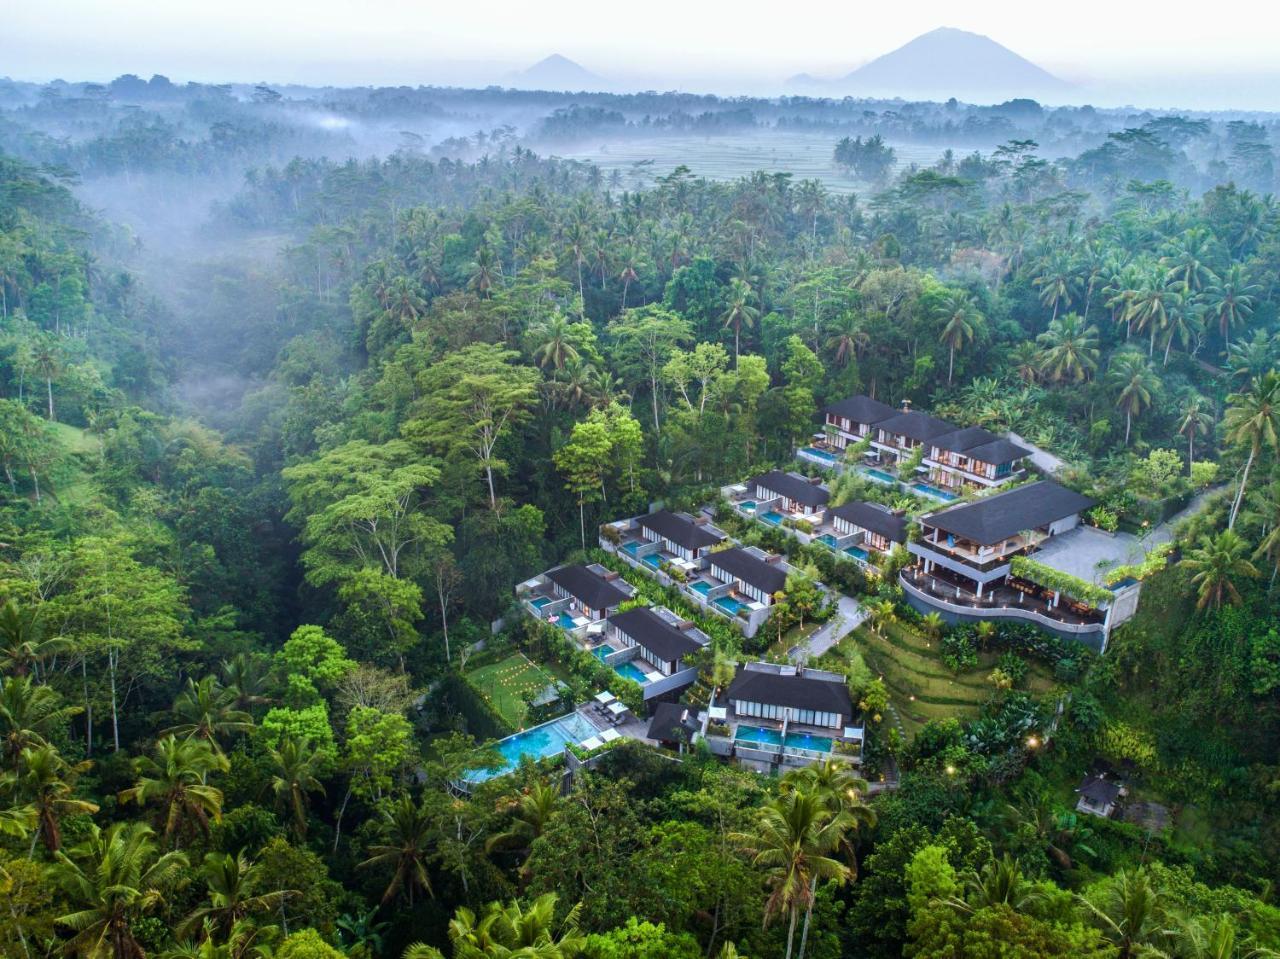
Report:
464,651,562,728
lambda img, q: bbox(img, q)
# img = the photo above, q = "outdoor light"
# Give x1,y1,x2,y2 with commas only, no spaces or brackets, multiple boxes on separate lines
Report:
1026,735,1039,748
945,764,956,775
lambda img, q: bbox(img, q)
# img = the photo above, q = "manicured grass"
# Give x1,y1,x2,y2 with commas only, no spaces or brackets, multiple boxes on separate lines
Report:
464,652,558,728
763,619,824,658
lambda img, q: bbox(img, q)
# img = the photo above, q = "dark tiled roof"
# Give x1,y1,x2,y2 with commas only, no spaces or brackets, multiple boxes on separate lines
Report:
823,395,897,426
607,607,705,663
1077,775,1123,805
875,410,957,442
637,510,723,551
930,425,999,452
751,470,830,508
828,501,907,543
546,565,629,610
727,668,854,719
708,547,788,596
922,481,1094,545
647,701,699,744
961,438,1032,466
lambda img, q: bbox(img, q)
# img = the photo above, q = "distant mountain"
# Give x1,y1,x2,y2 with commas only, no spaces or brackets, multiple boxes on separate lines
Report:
509,54,603,91
801,28,1071,103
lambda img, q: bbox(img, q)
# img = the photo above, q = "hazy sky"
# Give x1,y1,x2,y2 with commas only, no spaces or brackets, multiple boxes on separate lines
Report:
11,0,1280,109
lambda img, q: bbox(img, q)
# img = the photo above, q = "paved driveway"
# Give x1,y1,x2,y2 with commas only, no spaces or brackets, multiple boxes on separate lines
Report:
789,593,866,663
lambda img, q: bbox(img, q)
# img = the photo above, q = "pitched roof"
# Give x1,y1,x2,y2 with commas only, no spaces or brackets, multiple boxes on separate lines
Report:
828,501,907,543
930,425,999,452
750,470,830,508
727,667,854,718
647,701,699,744
1077,775,1123,805
708,547,788,596
875,409,957,442
637,509,723,551
823,394,897,426
546,565,629,610
607,607,705,662
922,480,1094,545
962,438,1032,466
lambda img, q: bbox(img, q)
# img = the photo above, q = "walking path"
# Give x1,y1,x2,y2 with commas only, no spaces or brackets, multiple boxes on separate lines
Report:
788,594,867,663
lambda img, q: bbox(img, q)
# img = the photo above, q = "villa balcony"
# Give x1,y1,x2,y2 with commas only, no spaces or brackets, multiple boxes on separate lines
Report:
900,566,1106,634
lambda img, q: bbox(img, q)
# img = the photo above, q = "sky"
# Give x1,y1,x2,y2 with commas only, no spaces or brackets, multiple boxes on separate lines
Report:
10,0,1280,110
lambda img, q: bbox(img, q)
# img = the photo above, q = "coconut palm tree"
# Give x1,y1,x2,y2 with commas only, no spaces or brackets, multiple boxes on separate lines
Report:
1226,330,1279,383
1180,530,1260,610
732,790,851,959
948,854,1042,913
52,821,189,959
266,735,325,840
12,744,98,853
359,795,435,906
118,735,229,846
1036,314,1099,385
219,653,272,714
781,758,876,879
1177,395,1215,475
485,782,560,884
1008,342,1042,386
825,313,869,369
1224,371,1280,529
616,243,642,310
1161,227,1219,295
0,674,80,763
1033,255,1078,322
1079,868,1176,959
446,893,584,958
467,245,500,298
164,676,254,753
720,277,760,365
0,599,65,679
934,291,985,384
1203,264,1259,355
1127,277,1177,358
531,316,580,371
1250,482,1280,589
178,851,294,943
1108,351,1159,446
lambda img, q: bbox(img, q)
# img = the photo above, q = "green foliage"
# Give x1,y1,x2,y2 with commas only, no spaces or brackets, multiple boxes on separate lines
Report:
1009,555,1113,607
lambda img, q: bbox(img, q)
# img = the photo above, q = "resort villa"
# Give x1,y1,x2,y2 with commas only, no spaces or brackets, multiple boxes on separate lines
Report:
702,662,865,769
745,469,830,519
517,563,636,635
827,501,908,559
593,606,709,702
801,395,1031,496
602,509,726,579
900,480,1143,649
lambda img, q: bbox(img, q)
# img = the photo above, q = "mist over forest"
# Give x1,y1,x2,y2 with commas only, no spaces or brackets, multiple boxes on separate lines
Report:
2,66,1280,959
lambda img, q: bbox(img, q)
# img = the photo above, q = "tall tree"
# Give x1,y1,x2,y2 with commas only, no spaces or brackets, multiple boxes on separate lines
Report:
1223,371,1280,528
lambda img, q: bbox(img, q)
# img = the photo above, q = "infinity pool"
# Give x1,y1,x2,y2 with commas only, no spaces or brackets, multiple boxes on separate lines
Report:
613,661,650,685
817,533,839,548
466,712,600,784
845,545,869,562
714,596,746,615
861,468,896,484
530,596,553,609
592,643,620,661
739,500,758,512
760,511,783,525
690,580,713,595
556,612,579,629
801,447,839,463
735,724,835,755
911,482,958,501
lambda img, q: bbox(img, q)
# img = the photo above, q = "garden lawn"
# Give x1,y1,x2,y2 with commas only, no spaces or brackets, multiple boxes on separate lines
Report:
464,652,559,728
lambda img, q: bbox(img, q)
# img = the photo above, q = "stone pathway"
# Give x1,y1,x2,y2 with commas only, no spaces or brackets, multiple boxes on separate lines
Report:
788,594,867,663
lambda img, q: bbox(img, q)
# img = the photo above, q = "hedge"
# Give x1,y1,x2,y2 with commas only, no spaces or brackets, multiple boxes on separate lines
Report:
1009,555,1112,607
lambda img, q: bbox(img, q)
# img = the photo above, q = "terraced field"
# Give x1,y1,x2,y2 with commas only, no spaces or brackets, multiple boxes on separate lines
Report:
552,132,948,194
823,619,1058,739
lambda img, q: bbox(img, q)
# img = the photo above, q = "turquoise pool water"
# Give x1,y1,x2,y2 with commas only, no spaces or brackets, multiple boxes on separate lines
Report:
862,468,896,484
761,511,783,525
845,545,869,562
817,533,839,547
556,612,579,629
714,596,746,615
801,446,838,463
466,712,600,783
530,596,553,609
739,500,758,512
613,661,650,684
690,581,712,595
641,553,663,569
911,482,958,501
592,643,619,661
734,724,835,754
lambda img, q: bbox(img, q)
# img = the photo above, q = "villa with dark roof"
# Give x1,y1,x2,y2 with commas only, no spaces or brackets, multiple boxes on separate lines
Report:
635,509,724,561
828,501,908,556
748,470,830,517
517,563,636,635
606,606,708,678
707,547,789,605
901,480,1143,648
807,395,1030,493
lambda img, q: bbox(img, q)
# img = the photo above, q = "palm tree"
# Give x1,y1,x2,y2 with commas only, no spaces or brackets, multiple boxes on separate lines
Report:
720,277,760,364
1161,227,1219,295
1126,276,1176,358
732,790,851,959
485,782,560,884
1180,530,1260,610
219,653,272,713
1177,395,1214,475
0,674,80,762
1079,868,1175,959
1223,371,1280,529
13,744,98,853
1250,482,1280,589
164,676,254,752
781,758,876,879
32,335,60,421
1174,912,1279,959
1008,342,1042,386
359,795,435,906
868,599,897,637
444,893,584,958
51,821,189,959
532,316,580,371
825,313,869,369
1036,314,1099,385
266,735,325,840
1108,351,1159,446
934,291,984,384
1033,255,1078,322
178,851,294,943
1225,330,1278,383
0,599,65,678
467,245,500,298
118,735,229,846
1159,292,1201,365
947,854,1041,913
616,243,641,310
1203,264,1259,355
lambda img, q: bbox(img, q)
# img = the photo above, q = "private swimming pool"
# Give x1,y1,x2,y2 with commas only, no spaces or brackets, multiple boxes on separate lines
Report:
844,545,869,562
760,511,783,525
861,467,896,484
734,724,835,755
641,553,663,569
817,533,839,548
739,500,758,512
592,643,620,661
910,481,958,501
556,612,579,630
713,595,746,616
800,446,839,463
465,712,600,784
613,661,650,685
530,596,553,609
690,580,713,596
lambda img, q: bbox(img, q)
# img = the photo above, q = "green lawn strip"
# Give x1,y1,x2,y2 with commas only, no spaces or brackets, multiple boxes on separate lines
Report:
464,652,557,727
857,628,994,694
